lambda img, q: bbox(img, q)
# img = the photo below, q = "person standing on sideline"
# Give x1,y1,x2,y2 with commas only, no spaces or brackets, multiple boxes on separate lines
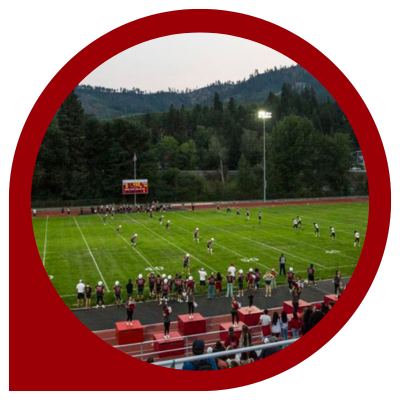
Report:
95,281,105,309
279,254,286,276
280,311,289,341
271,312,281,338
263,271,272,297
287,268,295,292
228,263,236,277
85,282,92,308
247,283,255,311
187,288,196,319
307,264,316,286
226,272,235,298
259,309,271,337
114,281,122,307
270,268,277,290
126,278,133,300
246,208,250,220
291,283,300,313
237,269,245,297
76,279,85,307
354,230,361,247
333,270,341,294
337,281,345,298
289,312,301,338
198,268,207,295
207,274,216,300
126,296,135,326
215,272,223,297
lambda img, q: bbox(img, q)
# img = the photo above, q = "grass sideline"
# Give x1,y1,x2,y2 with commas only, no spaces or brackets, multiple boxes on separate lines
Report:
32,201,368,308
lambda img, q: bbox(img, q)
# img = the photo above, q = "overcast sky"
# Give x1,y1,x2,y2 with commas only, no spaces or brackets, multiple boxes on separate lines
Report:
81,33,295,92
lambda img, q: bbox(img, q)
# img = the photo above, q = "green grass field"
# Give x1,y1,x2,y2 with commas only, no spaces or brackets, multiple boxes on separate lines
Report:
32,201,368,308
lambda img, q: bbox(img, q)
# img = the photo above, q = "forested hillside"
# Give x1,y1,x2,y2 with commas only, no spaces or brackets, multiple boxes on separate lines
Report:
76,65,332,119
32,82,366,205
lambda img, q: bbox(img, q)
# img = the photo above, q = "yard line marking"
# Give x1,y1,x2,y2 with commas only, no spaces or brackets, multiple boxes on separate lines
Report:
73,218,110,292
106,222,154,268
43,216,49,267
172,212,328,269
124,215,218,273
171,219,268,269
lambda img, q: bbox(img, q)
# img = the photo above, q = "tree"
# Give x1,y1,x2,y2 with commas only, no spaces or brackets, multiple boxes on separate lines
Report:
156,136,179,168
236,155,256,199
241,130,262,165
208,136,227,186
177,140,198,170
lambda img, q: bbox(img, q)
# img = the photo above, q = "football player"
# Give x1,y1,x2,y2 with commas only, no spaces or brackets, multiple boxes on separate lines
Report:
130,233,138,247
246,209,250,220
297,216,302,228
166,220,170,232
114,281,122,307
159,215,164,225
116,225,122,234
314,222,320,237
207,238,215,254
193,228,200,243
330,226,336,240
258,212,262,223
136,274,146,302
102,213,108,225
183,253,191,274
292,218,298,229
354,230,361,247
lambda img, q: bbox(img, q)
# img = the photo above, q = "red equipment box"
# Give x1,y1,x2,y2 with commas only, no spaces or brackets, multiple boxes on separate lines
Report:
219,322,245,341
283,300,312,314
178,314,207,336
115,320,143,345
153,332,185,358
324,294,339,305
238,306,263,327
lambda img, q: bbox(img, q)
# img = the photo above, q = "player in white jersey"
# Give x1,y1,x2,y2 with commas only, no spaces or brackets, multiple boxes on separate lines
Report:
297,216,302,227
102,213,108,225
159,215,164,225
166,220,170,232
246,209,250,220
193,228,200,243
354,230,360,247
116,225,122,234
314,222,320,236
131,233,138,247
258,212,262,223
236,208,240,216
207,238,214,254
292,218,298,229
330,226,336,240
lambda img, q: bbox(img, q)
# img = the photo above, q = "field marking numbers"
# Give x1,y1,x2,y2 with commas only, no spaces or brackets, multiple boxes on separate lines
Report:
43,216,49,267
73,218,110,292
145,267,164,272
241,258,259,263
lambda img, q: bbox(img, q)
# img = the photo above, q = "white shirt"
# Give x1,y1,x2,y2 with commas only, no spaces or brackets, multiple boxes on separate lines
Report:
355,232,360,238
260,315,271,326
228,266,236,276
76,283,85,293
199,271,207,281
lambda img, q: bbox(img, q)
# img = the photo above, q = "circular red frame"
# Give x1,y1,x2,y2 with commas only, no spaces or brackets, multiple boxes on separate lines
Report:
10,9,390,390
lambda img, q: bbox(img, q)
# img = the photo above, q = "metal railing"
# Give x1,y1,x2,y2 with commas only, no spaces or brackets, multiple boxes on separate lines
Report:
153,339,298,367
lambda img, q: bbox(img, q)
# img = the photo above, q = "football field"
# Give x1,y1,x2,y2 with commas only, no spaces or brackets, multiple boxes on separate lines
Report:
32,201,368,308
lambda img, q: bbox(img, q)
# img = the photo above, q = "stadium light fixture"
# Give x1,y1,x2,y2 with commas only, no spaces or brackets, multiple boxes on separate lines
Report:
258,111,272,202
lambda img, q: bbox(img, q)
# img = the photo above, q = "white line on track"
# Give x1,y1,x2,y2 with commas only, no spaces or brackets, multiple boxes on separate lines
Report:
124,215,218,273
73,218,110,292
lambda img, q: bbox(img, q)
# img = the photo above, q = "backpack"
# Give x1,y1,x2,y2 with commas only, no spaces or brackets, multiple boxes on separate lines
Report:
193,360,213,371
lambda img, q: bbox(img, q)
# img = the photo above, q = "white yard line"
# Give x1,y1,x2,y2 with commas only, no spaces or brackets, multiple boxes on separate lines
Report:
73,218,110,292
124,215,218,273
172,212,329,269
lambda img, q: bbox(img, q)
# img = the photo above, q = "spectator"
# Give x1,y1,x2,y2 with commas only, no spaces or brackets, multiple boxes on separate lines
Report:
289,312,301,338
226,272,235,298
248,350,259,362
301,308,313,335
224,326,240,349
247,283,255,310
310,303,324,328
231,295,240,327
146,357,154,363
182,339,218,370
259,336,281,359
240,352,254,365
162,302,171,339
239,324,252,349
337,281,345,298
76,279,85,307
226,346,241,368
333,270,341,294
215,272,223,297
271,312,281,338
207,274,216,300
213,341,227,361
259,309,271,337
280,311,289,341
229,360,240,368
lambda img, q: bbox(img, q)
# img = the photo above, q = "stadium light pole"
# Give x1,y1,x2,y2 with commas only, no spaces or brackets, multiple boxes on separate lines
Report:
258,111,272,202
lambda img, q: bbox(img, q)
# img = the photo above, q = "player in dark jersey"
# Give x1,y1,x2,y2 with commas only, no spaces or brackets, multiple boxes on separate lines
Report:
155,275,162,305
254,268,261,291
258,212,262,223
247,268,255,288
207,238,214,254
126,278,133,300
246,209,250,220
227,205,231,214
330,226,336,240
237,270,245,297
130,233,138,247
217,204,221,213
236,208,240,216
183,253,191,274
102,213,108,225
167,275,174,298
186,276,196,295
161,279,169,302
193,228,200,243
149,208,153,218
314,223,320,237
147,273,156,297
166,220,170,232
136,274,146,302
292,218,298,229
287,268,295,293
114,281,122,307
116,225,122,234
85,282,92,308
95,281,105,308
307,264,316,286
159,215,164,225
175,275,184,302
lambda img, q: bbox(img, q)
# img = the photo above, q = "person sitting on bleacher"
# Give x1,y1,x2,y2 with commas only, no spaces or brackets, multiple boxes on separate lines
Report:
259,336,282,359
182,339,218,370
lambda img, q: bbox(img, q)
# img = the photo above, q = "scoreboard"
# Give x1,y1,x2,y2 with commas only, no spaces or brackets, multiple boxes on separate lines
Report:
122,179,149,195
